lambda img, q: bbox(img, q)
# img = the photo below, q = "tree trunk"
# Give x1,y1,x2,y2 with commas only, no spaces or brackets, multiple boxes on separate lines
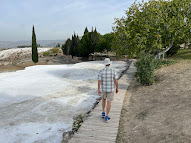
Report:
155,41,174,59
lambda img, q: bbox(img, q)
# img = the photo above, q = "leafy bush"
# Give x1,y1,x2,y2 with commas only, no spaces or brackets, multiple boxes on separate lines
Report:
50,47,60,54
135,52,178,85
154,59,178,69
135,53,156,85
43,51,50,56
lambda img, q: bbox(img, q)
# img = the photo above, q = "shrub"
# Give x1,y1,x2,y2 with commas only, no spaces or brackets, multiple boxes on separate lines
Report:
135,53,156,85
154,59,178,69
50,47,60,54
43,51,50,56
135,52,178,85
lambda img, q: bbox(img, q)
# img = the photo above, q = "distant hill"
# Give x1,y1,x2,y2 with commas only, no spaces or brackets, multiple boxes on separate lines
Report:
0,40,66,48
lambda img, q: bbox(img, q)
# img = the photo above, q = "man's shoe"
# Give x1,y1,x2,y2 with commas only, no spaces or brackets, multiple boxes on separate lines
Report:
102,112,105,118
105,116,110,122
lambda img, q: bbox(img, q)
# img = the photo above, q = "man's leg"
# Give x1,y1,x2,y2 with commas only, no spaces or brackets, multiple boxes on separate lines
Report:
102,98,106,112
106,101,111,116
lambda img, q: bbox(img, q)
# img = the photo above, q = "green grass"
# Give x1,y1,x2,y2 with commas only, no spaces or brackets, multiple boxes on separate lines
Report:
169,49,191,60
154,59,178,69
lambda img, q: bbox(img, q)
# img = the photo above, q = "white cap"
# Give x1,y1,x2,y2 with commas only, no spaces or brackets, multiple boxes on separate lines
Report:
104,58,112,65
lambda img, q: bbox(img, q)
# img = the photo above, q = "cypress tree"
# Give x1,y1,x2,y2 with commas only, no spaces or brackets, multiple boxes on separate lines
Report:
79,33,90,58
84,26,89,35
94,27,97,33
89,27,99,54
62,38,72,55
69,35,75,58
73,33,77,57
71,32,80,57
32,26,38,64
76,35,80,56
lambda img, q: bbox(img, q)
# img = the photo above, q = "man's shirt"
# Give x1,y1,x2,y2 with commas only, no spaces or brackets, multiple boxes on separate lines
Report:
98,66,118,92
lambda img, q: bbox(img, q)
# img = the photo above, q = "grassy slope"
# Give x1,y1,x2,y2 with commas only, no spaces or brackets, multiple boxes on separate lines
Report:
168,49,191,60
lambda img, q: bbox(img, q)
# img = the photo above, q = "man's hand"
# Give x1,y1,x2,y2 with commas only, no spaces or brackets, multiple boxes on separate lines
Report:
98,89,101,96
115,79,118,94
116,88,118,94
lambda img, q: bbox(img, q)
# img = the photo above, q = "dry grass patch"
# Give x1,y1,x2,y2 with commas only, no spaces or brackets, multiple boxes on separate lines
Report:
117,60,191,143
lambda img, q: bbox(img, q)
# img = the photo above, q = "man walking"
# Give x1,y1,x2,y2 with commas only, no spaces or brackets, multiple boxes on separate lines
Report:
98,58,118,122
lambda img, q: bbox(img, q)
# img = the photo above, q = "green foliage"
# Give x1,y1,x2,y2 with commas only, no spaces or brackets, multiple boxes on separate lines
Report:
43,51,50,56
135,53,156,85
79,30,101,58
113,0,191,58
136,52,178,85
72,114,83,132
89,28,100,54
84,26,89,35
154,59,178,69
102,33,114,52
62,27,114,58
95,37,107,53
32,26,38,63
69,33,80,58
95,33,115,55
50,47,59,54
62,38,71,55
170,49,191,60
78,33,90,58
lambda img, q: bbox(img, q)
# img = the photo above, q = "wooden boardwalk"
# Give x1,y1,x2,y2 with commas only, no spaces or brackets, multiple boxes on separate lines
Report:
68,60,137,143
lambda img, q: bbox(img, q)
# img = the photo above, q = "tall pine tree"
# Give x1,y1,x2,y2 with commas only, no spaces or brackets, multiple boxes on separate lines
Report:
76,35,80,56
89,27,99,54
84,27,89,35
32,26,38,64
69,35,75,58
62,38,71,55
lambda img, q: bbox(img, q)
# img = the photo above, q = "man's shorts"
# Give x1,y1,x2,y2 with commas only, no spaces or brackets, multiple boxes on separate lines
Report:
101,92,114,101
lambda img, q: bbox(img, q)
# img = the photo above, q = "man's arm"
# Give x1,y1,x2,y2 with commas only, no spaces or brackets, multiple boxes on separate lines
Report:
98,80,101,96
115,79,118,93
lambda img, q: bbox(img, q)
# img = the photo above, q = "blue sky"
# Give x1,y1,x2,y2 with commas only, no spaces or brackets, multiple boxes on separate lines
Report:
0,0,142,41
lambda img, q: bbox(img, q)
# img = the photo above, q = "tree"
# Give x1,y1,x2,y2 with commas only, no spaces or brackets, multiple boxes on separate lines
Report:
84,26,89,35
89,27,100,54
62,38,71,55
69,32,80,58
78,29,101,58
95,36,107,53
69,35,75,58
32,26,38,64
113,0,191,59
76,35,80,56
56,43,60,47
78,33,90,58
103,33,114,55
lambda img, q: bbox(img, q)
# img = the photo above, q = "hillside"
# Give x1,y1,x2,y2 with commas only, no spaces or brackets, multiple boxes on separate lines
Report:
0,40,66,48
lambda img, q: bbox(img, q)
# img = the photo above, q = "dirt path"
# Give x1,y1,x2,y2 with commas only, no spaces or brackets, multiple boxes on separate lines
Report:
117,60,191,143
